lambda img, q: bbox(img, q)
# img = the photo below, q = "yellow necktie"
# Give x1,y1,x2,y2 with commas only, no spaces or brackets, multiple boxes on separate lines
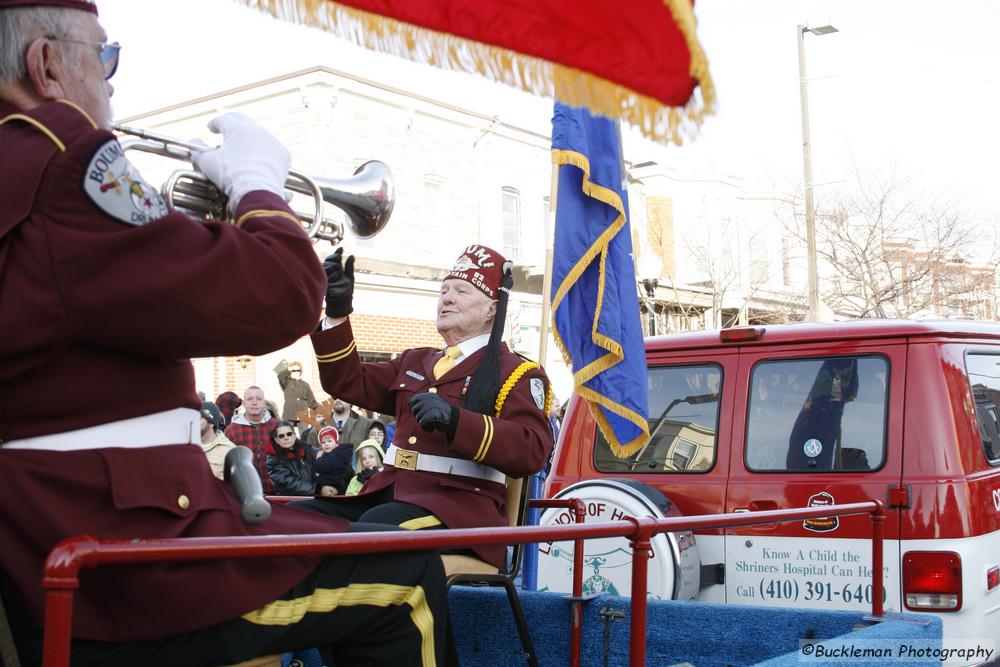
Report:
433,346,462,379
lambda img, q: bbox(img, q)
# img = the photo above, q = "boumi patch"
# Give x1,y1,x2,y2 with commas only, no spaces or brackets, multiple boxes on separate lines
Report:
530,377,545,410
84,139,169,225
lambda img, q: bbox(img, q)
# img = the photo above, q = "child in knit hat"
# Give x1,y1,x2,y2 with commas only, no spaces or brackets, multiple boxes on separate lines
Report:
313,425,352,496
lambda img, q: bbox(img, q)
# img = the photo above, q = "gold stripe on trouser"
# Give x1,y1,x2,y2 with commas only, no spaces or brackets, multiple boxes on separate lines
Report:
242,583,436,666
472,415,494,463
316,341,356,363
400,514,443,530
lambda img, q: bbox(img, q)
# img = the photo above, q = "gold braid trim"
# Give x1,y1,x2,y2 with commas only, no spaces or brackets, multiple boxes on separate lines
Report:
494,361,551,417
0,100,98,153
232,0,714,145
0,114,66,151
58,99,98,129
234,209,300,228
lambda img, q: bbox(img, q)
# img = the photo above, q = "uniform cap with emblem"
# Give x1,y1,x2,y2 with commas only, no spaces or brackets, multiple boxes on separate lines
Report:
446,244,516,416
0,0,98,12
445,244,507,300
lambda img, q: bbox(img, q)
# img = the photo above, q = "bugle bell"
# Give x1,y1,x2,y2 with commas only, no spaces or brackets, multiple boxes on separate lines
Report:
114,124,394,243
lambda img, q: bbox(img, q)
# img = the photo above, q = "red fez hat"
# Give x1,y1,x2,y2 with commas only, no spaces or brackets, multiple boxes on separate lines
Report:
445,245,508,300
0,0,97,13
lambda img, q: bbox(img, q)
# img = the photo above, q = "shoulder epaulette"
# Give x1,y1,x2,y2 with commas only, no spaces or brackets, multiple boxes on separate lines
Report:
495,360,551,416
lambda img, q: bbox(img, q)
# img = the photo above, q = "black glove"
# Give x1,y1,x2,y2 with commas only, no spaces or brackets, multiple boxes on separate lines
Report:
410,392,459,438
323,247,355,318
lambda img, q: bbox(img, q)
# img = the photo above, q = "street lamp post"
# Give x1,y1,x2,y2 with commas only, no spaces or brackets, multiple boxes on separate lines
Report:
797,19,837,321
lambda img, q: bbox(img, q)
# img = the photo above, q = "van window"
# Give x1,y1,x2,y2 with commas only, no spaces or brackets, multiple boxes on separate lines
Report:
964,354,1000,465
745,356,888,472
594,364,721,473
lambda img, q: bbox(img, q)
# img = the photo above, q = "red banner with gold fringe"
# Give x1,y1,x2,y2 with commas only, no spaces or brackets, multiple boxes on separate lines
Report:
235,0,714,144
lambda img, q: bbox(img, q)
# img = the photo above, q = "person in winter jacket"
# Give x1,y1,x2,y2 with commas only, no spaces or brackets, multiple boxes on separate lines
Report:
313,425,353,496
224,386,278,492
345,439,385,496
199,401,236,480
274,358,318,427
266,420,318,496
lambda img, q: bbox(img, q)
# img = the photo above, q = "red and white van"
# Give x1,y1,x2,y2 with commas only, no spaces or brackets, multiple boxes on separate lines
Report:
539,320,1000,645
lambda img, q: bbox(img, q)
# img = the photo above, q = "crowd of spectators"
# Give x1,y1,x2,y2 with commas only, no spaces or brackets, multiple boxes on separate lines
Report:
199,385,394,497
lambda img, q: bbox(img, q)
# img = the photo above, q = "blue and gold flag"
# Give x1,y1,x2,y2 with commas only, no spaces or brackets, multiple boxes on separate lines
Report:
551,102,649,458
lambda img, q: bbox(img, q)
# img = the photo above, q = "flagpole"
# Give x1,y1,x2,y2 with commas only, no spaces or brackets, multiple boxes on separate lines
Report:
538,161,558,368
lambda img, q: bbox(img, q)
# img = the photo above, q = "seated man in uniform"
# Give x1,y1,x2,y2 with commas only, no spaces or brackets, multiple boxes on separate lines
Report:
297,244,554,571
0,2,448,665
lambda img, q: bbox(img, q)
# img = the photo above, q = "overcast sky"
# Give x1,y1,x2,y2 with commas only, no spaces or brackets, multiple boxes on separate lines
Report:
100,0,1000,219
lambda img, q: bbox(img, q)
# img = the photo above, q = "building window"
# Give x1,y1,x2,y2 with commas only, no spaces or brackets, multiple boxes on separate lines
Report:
359,351,393,363
502,186,522,261
748,232,769,285
424,174,446,231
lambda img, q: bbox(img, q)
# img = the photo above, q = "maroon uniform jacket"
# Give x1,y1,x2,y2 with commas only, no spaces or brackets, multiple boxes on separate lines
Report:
311,319,554,567
0,99,345,642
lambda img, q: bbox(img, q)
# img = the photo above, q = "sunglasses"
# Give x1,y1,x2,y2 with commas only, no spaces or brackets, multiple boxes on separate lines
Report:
276,432,295,438
46,35,121,80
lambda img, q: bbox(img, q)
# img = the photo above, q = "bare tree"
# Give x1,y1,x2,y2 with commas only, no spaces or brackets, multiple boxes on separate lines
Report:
681,220,801,328
808,173,999,318
679,222,739,328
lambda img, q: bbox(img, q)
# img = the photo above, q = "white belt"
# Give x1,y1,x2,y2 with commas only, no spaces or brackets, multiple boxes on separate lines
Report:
384,445,505,484
2,408,201,451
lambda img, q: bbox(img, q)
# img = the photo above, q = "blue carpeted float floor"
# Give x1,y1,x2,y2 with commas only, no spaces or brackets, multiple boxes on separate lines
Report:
448,586,941,667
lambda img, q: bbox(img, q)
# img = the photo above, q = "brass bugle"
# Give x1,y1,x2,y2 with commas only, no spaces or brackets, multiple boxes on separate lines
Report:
114,124,394,242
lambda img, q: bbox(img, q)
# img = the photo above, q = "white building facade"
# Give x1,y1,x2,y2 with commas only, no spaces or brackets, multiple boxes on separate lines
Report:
120,65,811,410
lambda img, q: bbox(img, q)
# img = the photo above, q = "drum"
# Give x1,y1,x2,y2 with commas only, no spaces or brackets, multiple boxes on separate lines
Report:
537,478,701,600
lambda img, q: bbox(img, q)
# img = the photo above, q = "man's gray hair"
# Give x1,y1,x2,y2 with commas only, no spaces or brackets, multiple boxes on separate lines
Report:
0,7,82,87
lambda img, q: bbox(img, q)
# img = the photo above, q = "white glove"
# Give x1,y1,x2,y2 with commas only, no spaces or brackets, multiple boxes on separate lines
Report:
190,112,291,212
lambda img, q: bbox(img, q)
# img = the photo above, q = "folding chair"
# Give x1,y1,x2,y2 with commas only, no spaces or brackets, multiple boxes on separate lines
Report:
441,476,538,667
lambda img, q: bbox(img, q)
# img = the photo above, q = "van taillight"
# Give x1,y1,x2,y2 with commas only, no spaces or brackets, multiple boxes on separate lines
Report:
988,566,999,591
719,327,764,343
903,551,962,611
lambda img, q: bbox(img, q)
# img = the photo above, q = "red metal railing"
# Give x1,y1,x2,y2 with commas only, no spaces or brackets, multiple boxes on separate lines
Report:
530,498,586,667
40,499,886,667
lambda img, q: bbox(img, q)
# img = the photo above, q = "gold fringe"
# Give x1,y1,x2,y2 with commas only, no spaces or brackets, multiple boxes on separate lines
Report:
233,0,714,145
549,148,650,459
